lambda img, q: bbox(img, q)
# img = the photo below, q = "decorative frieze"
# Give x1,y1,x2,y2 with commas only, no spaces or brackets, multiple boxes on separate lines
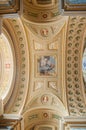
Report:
23,0,60,22
23,109,62,130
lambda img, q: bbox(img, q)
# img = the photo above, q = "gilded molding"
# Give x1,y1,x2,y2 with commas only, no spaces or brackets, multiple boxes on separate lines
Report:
62,0,86,11
0,0,20,15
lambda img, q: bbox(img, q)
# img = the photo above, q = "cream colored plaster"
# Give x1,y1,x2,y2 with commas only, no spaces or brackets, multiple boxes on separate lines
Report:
22,17,69,129
2,18,29,114
0,33,14,104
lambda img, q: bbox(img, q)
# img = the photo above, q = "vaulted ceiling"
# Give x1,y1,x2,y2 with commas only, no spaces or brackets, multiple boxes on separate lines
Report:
0,0,86,130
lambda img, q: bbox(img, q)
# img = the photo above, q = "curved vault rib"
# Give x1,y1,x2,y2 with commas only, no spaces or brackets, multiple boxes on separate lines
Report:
65,16,86,116
2,18,29,114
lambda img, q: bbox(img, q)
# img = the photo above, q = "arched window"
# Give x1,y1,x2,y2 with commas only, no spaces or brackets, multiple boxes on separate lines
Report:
0,33,14,103
82,39,86,87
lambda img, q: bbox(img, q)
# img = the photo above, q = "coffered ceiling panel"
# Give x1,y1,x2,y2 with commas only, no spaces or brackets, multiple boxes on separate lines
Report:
65,16,86,116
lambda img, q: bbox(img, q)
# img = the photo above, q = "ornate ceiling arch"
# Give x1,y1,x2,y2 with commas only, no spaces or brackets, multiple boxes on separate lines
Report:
1,18,29,114
65,16,86,116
